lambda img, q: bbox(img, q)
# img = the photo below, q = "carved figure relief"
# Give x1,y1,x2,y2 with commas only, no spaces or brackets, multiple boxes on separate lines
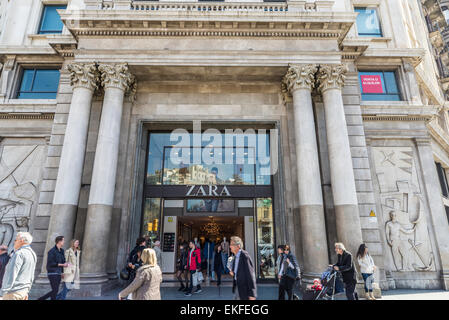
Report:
373,147,434,272
0,141,46,251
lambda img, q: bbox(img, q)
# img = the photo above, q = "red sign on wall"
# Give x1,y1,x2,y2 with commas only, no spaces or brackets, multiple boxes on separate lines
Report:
360,75,384,93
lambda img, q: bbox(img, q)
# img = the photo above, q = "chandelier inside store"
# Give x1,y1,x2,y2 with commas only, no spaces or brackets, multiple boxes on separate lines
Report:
201,217,221,235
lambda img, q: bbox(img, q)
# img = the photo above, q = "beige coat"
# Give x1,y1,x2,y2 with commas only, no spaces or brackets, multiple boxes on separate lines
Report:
119,264,163,300
63,248,80,289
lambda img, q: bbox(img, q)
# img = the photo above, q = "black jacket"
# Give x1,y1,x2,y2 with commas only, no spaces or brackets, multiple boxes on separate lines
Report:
177,248,188,271
280,252,301,280
214,251,224,274
46,245,66,274
232,250,257,300
0,252,10,287
334,250,357,284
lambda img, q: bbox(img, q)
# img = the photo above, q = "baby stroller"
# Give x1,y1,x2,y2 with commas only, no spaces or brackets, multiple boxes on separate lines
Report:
302,267,342,300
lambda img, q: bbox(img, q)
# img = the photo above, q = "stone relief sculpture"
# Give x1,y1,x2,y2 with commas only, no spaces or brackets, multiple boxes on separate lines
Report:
373,147,435,272
0,142,45,250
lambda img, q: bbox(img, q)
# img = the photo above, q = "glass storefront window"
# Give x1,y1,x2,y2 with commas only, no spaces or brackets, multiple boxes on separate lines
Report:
141,198,161,240
146,131,272,185
163,146,255,185
256,198,275,279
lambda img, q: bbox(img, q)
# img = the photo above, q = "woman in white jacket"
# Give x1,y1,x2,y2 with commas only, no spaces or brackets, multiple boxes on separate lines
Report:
57,239,81,300
356,243,376,300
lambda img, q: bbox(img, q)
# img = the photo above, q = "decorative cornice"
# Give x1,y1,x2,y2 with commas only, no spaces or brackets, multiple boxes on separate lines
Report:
67,63,100,92
317,64,348,93
282,64,318,94
98,63,136,98
0,113,54,120
59,8,356,42
362,115,433,122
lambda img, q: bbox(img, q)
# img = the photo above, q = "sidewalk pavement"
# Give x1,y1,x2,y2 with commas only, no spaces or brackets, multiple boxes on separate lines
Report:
29,284,449,300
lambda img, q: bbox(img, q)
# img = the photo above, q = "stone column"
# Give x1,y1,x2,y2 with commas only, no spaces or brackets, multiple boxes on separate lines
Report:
317,64,363,256
81,63,135,284
282,64,329,279
41,63,99,274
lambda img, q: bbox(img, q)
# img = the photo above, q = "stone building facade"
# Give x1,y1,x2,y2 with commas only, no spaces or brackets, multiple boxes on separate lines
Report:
1,0,449,296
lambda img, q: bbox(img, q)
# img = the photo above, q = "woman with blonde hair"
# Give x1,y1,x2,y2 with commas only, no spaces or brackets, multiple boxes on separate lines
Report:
118,248,163,300
57,239,81,300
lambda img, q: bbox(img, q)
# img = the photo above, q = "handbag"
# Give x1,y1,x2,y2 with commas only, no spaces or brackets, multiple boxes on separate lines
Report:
120,267,130,280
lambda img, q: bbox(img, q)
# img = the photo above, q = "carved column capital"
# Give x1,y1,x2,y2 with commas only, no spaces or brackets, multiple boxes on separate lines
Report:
67,63,100,92
98,63,136,98
317,64,348,93
282,64,318,94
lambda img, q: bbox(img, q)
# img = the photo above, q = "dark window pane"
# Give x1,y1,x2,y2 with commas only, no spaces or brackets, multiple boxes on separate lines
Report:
355,7,382,37
39,5,66,34
445,206,449,225
436,162,449,197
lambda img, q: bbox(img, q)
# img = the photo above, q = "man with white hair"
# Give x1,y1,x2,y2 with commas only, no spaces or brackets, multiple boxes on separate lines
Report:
229,236,257,300
0,232,37,300
333,242,358,300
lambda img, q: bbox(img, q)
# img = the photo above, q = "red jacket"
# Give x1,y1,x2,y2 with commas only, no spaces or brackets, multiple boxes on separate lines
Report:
187,247,201,271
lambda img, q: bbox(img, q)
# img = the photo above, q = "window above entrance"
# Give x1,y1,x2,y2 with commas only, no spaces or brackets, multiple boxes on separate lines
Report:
146,131,272,186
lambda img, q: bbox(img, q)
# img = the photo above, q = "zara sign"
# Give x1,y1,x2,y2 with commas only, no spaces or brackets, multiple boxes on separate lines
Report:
186,185,231,197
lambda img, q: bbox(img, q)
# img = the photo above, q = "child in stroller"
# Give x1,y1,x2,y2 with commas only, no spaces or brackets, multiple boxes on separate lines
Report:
302,266,344,300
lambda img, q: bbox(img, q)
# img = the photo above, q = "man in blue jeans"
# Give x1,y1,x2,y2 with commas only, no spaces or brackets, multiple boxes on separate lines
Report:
38,236,68,300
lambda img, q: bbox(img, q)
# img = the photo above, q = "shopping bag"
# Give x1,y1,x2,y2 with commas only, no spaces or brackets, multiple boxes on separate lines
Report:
192,271,199,286
197,270,204,283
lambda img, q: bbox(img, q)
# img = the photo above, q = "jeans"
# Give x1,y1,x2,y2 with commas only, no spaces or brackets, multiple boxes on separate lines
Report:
222,253,229,273
38,274,61,300
362,273,374,292
56,282,71,300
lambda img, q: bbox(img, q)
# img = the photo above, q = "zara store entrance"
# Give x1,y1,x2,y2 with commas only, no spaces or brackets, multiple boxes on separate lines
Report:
139,127,278,281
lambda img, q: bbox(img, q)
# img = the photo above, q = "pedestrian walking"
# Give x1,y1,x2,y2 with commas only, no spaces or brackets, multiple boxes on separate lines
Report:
56,239,81,300
153,240,162,269
213,244,224,286
184,240,202,296
118,248,163,300
0,245,10,289
278,244,300,300
0,232,36,300
356,243,376,300
38,236,68,300
176,243,188,291
229,236,257,300
127,237,146,283
332,242,358,300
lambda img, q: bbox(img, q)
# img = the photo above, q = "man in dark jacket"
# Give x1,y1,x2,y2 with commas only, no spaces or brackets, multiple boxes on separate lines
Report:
229,236,257,300
333,242,358,300
0,245,10,288
38,236,68,300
